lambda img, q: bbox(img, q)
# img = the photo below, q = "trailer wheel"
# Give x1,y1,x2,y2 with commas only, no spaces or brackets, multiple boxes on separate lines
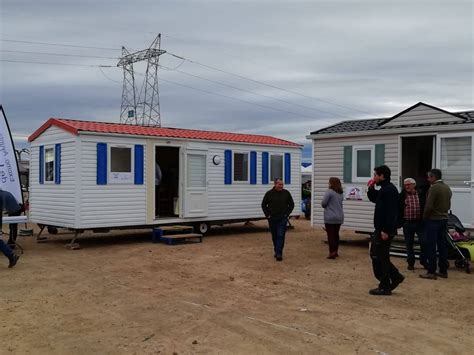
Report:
47,226,58,235
194,222,210,236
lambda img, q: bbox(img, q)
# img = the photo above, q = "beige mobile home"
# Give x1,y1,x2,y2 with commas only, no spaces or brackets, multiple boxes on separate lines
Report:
28,118,302,235
307,102,474,233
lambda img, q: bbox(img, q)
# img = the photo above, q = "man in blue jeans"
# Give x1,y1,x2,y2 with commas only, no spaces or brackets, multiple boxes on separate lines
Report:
261,178,294,261
0,197,20,268
420,169,452,280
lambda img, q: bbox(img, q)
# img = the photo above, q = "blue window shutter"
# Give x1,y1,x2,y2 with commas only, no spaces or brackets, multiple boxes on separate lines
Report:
39,146,44,184
262,152,269,184
343,146,353,183
134,145,144,185
54,144,61,184
375,144,385,167
224,150,232,184
250,151,257,184
284,153,291,184
97,143,107,185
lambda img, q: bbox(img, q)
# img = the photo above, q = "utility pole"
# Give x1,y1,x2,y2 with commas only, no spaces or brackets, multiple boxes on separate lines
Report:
117,34,166,126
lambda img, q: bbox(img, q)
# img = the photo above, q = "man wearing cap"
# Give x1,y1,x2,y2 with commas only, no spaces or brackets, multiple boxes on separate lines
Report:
399,178,427,270
420,169,452,280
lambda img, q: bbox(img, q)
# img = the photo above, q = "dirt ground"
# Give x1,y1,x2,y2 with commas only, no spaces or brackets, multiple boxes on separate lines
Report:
1,219,473,354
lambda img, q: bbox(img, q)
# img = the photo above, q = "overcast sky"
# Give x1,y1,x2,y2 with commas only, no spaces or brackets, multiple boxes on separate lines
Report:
1,0,473,160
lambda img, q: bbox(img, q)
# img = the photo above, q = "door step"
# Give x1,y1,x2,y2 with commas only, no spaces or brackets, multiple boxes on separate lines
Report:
158,225,194,232
152,226,202,245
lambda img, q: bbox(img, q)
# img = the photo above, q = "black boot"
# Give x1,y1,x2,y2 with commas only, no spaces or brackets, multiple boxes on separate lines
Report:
8,254,20,268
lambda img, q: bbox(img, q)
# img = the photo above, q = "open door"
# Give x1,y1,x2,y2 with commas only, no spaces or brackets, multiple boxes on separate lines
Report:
437,133,473,228
401,135,434,189
183,149,208,217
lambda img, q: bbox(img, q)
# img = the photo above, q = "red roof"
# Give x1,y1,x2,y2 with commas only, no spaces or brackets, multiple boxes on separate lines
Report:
28,118,301,147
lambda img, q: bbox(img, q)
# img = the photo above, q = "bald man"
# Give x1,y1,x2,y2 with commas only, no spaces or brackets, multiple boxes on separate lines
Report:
399,178,427,270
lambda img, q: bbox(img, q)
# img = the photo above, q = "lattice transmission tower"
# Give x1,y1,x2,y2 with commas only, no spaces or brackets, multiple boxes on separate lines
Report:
117,34,166,126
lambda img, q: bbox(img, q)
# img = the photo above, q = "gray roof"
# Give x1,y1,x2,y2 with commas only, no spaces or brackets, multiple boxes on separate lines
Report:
311,103,474,135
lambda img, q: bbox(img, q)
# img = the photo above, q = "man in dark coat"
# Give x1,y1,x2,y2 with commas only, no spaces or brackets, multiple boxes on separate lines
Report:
261,178,294,261
367,165,404,295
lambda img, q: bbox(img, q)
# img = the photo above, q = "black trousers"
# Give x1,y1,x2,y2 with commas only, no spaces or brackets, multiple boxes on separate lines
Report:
370,230,401,290
7,209,22,244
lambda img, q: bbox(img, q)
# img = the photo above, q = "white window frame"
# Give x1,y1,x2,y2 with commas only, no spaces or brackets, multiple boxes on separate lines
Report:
352,145,375,183
44,146,55,184
233,151,250,183
270,153,284,183
108,144,134,184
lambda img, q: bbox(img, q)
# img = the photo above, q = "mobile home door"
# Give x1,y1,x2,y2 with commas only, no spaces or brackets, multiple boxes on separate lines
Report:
436,133,473,228
183,149,208,217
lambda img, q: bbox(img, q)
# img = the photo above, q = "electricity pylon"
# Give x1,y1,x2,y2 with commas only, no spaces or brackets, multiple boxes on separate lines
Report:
118,34,166,126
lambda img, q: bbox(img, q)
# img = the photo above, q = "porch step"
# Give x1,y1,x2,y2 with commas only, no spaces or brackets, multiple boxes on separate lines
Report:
158,225,194,232
158,233,203,245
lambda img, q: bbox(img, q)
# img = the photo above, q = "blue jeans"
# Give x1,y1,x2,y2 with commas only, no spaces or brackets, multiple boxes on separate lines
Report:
0,239,14,259
268,216,288,257
403,220,426,266
424,219,449,274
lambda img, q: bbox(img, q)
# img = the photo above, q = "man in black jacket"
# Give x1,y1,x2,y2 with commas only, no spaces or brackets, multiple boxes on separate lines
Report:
261,178,294,261
367,165,404,296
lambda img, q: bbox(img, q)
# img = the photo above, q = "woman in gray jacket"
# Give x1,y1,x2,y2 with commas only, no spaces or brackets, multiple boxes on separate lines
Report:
321,177,344,259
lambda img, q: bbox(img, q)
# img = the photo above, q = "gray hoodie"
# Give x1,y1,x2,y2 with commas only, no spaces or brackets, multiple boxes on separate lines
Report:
321,189,344,224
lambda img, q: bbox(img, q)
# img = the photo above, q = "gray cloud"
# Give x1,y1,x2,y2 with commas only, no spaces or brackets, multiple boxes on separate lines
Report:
1,0,473,161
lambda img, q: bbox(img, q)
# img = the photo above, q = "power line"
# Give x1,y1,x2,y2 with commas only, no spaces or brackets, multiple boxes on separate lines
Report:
0,59,113,68
157,76,318,120
0,39,120,51
166,51,372,116
0,49,118,60
1,37,370,116
1,57,333,122
159,64,350,119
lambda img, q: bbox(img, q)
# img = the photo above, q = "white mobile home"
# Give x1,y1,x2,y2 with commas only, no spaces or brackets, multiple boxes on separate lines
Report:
28,118,302,234
307,102,474,233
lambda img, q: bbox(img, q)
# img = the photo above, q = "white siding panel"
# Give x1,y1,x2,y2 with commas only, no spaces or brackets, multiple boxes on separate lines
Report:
205,143,302,220
31,125,76,144
29,141,78,228
79,136,147,228
312,135,399,232
384,104,464,127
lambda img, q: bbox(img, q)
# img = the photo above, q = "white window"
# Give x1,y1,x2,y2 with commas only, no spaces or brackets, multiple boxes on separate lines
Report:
45,147,55,182
233,152,249,182
352,146,375,182
270,154,283,182
187,154,207,187
441,136,472,187
110,146,133,183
